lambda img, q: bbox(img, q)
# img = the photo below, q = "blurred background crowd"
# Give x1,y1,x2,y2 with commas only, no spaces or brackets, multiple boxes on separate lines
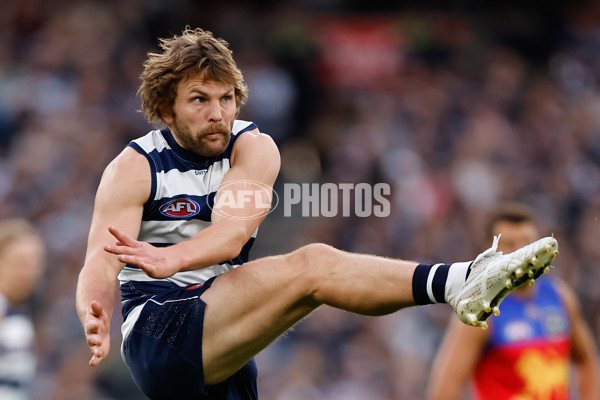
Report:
1,0,600,399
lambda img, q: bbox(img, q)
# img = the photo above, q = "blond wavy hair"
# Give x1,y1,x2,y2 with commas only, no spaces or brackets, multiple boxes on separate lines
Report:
138,27,248,124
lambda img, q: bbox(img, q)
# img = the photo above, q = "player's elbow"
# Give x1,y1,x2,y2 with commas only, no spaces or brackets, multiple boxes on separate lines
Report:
223,227,253,260
222,244,244,261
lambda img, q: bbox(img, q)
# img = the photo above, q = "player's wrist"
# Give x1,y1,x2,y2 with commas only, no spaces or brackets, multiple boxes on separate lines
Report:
166,245,188,274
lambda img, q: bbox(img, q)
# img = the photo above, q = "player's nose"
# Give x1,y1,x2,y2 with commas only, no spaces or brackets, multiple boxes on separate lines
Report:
207,100,223,122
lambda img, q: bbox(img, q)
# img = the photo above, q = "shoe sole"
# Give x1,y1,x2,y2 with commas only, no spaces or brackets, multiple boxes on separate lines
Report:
456,237,559,329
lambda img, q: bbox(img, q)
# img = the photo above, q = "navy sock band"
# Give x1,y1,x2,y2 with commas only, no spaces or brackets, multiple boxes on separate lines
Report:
412,263,455,304
432,264,451,303
412,264,434,305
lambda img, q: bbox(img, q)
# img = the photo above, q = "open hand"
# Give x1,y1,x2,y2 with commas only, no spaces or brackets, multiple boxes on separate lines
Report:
85,300,111,366
104,225,180,279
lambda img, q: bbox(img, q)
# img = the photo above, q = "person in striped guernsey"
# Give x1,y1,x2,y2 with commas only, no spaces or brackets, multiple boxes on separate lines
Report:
0,219,46,400
76,28,559,400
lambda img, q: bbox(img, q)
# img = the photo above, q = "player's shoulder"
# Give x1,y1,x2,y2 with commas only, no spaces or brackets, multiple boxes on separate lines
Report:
103,137,152,182
115,146,149,167
96,144,151,205
232,121,278,155
548,276,581,315
232,120,272,141
229,122,280,175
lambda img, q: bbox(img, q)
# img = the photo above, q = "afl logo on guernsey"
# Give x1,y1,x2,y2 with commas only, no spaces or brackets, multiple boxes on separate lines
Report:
160,198,200,218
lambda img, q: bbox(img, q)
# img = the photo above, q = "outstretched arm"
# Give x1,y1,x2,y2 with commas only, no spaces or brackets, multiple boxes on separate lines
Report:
556,279,600,400
76,147,150,366
428,316,489,400
105,129,280,278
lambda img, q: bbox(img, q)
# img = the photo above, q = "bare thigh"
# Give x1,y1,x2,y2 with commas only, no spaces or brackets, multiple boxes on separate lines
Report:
200,253,318,385
199,243,418,384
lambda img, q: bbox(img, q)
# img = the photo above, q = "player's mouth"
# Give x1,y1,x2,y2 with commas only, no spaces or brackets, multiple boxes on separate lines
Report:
203,131,228,141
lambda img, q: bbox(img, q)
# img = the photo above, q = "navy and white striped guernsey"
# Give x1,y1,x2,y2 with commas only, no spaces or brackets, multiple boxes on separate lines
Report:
118,120,259,319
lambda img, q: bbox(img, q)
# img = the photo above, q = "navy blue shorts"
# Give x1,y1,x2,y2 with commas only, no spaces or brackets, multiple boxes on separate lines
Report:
123,277,258,400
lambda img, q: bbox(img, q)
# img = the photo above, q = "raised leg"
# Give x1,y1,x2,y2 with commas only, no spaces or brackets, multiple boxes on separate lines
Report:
200,243,418,384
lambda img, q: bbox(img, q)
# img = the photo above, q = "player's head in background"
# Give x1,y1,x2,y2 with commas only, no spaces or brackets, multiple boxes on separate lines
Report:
0,219,46,306
485,202,540,254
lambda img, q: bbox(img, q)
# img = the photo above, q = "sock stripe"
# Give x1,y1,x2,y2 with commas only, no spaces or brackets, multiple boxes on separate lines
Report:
432,264,451,303
426,263,443,303
412,264,434,305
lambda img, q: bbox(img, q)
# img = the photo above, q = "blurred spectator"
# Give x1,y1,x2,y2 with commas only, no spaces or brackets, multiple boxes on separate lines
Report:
0,219,45,400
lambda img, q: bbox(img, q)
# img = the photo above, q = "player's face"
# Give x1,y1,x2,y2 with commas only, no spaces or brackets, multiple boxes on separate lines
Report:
0,235,45,304
492,221,539,254
165,73,236,157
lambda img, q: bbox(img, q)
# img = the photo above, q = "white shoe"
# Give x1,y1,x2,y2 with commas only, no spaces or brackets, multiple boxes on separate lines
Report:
448,235,559,329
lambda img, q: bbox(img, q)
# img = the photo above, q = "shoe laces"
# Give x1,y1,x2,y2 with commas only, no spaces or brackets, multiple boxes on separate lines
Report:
473,234,503,266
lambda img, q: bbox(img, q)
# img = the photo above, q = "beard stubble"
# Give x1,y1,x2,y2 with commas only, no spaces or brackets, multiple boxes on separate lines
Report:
172,116,232,157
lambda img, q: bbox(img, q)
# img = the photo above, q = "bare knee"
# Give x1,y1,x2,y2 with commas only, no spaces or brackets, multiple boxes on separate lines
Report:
284,243,341,297
288,242,340,268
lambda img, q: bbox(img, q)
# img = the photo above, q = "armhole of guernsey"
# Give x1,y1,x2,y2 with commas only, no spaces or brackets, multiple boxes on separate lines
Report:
127,141,157,206
228,120,258,160
233,119,257,136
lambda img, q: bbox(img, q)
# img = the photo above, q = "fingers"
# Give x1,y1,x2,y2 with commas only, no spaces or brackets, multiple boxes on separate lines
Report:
131,259,158,277
89,300,104,317
89,354,102,367
85,300,110,367
86,325,106,366
86,304,102,335
104,226,143,260
104,245,157,274
85,318,99,334
108,225,137,247
89,345,105,366
104,243,138,256
87,333,102,348
106,252,146,268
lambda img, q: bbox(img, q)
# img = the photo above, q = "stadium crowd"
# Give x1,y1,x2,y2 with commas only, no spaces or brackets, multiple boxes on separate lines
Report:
1,0,600,398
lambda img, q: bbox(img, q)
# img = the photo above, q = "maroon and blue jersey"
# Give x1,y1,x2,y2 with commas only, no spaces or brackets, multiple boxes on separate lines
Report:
473,276,571,400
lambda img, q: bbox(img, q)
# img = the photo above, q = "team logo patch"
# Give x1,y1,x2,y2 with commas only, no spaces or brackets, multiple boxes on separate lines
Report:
159,198,200,218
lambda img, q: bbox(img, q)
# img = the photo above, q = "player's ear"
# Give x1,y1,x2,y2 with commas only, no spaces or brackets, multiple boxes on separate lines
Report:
160,105,173,124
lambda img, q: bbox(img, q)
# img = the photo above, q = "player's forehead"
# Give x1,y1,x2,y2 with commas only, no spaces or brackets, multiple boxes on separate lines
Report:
492,220,538,237
0,234,44,262
178,70,234,95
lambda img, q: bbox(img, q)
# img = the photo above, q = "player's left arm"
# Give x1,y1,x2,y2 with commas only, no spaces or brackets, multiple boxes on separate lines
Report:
556,278,600,400
106,129,280,278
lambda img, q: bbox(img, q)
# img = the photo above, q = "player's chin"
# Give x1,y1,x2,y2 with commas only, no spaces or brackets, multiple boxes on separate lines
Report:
201,139,228,157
